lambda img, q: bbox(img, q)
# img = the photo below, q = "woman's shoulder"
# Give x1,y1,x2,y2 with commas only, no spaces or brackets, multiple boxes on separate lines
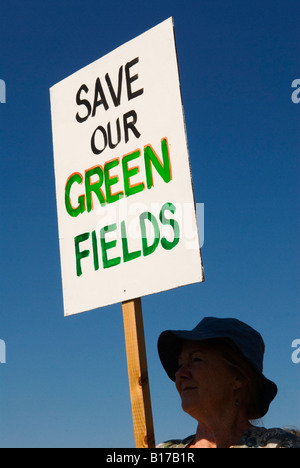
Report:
156,435,194,448
235,426,300,448
157,427,300,448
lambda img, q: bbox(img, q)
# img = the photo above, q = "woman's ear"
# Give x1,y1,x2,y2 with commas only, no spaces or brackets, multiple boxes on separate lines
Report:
232,375,244,391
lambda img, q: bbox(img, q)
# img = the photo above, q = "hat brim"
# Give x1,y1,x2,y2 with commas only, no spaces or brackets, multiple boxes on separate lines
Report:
157,329,277,418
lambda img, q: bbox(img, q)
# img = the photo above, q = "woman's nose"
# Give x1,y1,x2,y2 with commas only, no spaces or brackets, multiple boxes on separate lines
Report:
175,363,191,380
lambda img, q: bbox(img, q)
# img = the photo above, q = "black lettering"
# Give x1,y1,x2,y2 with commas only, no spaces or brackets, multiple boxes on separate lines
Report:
76,84,92,123
123,110,141,143
125,57,144,101
107,118,121,149
105,66,123,107
91,126,107,155
92,78,109,116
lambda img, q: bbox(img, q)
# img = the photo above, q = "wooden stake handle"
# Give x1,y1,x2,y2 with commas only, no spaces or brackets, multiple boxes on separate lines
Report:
122,298,155,448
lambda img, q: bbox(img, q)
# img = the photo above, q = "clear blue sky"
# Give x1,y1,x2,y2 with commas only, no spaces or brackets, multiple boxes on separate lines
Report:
0,0,299,448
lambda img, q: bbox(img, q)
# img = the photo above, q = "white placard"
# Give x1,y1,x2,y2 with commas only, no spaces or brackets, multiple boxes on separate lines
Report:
50,17,204,316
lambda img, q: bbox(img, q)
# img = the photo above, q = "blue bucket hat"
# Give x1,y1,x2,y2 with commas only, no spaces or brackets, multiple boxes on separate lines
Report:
158,317,278,417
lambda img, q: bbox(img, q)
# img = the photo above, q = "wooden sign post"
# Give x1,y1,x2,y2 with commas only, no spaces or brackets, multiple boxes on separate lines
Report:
122,298,155,448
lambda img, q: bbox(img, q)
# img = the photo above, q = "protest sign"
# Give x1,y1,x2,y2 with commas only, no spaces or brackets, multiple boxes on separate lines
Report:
50,17,204,317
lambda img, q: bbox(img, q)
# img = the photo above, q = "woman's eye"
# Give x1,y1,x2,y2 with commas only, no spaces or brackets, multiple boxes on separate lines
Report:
192,356,203,362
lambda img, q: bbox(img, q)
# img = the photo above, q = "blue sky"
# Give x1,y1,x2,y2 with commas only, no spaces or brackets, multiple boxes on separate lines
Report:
0,0,299,448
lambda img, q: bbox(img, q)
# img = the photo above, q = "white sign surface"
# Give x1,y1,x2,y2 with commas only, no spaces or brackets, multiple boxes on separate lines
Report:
50,17,204,316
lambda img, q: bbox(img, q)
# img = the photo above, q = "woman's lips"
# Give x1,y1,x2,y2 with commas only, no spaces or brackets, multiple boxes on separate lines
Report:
181,386,197,393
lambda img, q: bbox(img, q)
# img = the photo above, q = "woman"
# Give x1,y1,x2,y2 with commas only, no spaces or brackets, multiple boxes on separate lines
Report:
157,316,300,448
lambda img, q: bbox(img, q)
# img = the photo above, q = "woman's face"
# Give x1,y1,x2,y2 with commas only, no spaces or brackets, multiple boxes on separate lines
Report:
175,340,241,420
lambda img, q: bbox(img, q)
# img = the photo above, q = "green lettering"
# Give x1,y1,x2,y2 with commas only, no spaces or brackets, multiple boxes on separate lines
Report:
100,223,121,269
65,173,85,217
121,220,141,262
160,202,180,250
91,230,99,271
144,138,172,189
104,158,124,204
85,166,106,212
74,232,90,277
122,150,145,197
140,211,160,256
